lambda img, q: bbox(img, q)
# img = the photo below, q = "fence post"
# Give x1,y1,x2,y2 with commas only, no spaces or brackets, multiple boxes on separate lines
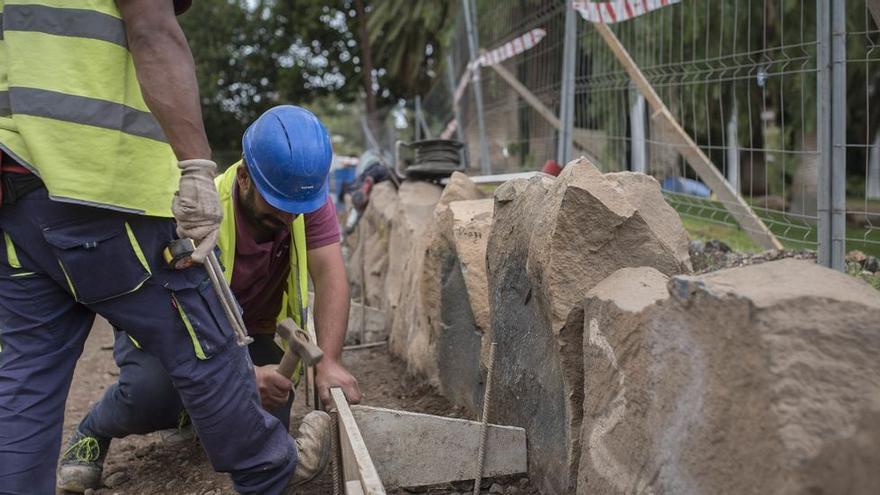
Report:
630,86,647,173
557,1,576,167
817,0,831,267
446,53,466,143
818,0,846,270
414,97,423,141
463,0,492,174
831,0,847,270
726,94,740,194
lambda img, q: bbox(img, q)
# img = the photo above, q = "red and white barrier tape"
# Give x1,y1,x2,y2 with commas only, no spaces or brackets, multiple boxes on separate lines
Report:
572,0,680,24
455,28,547,105
474,28,546,68
440,119,458,140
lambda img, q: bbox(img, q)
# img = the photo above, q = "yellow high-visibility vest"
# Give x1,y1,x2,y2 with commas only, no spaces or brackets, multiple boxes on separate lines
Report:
215,162,310,329
0,1,178,216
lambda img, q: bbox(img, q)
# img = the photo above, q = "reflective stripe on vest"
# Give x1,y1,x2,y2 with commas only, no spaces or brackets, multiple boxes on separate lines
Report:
0,1,179,217
215,162,310,327
0,89,166,142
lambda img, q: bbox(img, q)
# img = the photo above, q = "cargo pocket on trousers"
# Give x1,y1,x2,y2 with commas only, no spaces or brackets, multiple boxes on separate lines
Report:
170,277,235,360
41,219,151,304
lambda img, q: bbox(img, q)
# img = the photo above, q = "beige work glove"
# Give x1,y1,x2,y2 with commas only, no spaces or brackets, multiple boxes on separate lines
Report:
172,159,222,264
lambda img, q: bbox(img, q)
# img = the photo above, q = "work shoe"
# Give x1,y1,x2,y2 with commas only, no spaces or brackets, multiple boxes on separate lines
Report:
285,410,333,491
57,429,111,493
158,409,196,444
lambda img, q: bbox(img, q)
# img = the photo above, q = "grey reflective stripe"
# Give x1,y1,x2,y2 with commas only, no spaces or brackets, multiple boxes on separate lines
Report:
0,91,9,117
2,87,166,143
4,5,126,48
0,13,5,40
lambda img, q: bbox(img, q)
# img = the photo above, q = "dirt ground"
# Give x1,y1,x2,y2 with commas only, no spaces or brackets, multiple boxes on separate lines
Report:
60,318,533,495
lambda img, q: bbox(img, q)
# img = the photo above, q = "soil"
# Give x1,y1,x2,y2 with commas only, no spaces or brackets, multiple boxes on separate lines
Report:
60,319,534,495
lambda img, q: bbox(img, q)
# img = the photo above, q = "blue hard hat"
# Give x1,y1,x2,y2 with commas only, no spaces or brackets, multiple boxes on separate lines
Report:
242,105,333,214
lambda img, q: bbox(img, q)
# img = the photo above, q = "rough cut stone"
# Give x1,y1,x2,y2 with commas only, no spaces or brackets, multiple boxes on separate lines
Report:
386,180,444,383
579,259,880,495
391,174,488,388
424,198,493,413
345,300,388,345
347,181,398,311
486,158,691,493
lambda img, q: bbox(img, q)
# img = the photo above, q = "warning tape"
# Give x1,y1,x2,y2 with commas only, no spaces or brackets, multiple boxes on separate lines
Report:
474,28,547,68
440,119,457,140
572,0,680,24
454,28,547,105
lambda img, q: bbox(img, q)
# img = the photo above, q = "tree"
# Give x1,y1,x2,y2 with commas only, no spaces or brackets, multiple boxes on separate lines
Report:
180,0,363,152
367,0,458,98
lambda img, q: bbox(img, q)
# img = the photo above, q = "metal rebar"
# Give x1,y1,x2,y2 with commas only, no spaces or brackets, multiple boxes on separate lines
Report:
343,340,388,352
473,342,497,495
358,224,367,345
331,411,342,495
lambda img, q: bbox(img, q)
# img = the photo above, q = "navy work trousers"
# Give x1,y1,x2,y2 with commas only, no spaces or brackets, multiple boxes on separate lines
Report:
80,332,293,437
0,188,296,495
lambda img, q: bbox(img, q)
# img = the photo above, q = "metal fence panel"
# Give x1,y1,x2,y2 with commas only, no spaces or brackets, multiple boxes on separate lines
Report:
365,0,880,268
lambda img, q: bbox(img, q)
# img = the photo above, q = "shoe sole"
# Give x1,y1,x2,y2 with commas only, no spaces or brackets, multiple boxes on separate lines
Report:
293,423,333,487
57,465,102,493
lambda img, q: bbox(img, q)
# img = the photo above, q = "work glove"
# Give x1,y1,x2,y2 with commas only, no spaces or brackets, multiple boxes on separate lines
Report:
172,159,223,264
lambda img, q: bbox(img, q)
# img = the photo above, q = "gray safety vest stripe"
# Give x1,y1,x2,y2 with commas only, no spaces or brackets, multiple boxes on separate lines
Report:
0,88,167,143
0,90,9,116
0,14,4,40
2,5,127,48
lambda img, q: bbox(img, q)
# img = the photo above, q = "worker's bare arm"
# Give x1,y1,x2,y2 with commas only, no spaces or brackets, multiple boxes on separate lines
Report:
308,241,361,406
116,0,211,161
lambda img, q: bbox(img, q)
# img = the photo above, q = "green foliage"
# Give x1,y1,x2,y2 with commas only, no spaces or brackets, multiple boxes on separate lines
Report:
180,0,362,151
367,0,459,97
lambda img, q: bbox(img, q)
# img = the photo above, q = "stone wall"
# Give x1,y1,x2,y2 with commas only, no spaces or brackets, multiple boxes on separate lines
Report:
348,159,880,495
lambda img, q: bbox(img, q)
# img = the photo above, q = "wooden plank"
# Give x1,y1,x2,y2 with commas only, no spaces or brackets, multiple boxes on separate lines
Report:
489,62,560,129
591,22,783,251
306,308,319,408
487,62,607,166
331,388,386,494
345,481,365,495
351,405,527,488
868,0,880,29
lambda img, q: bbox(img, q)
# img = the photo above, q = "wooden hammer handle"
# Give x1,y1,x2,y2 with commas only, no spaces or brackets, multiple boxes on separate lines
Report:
276,350,300,379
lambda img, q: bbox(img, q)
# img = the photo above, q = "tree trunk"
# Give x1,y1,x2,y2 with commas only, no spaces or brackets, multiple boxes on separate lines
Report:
353,0,379,136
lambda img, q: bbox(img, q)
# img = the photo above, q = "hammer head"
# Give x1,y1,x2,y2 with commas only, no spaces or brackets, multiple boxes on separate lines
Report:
277,318,323,366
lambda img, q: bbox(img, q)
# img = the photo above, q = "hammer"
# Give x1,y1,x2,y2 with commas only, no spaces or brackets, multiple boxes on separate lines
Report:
275,318,323,379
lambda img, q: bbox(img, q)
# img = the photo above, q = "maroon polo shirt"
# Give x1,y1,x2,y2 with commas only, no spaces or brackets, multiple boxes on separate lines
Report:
229,184,340,335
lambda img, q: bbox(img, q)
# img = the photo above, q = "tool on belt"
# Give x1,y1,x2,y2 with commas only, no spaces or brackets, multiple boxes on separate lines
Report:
163,238,253,347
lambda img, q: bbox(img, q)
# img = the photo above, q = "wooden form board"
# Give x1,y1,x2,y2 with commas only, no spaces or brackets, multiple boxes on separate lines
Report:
350,405,528,489
591,23,783,250
331,388,386,495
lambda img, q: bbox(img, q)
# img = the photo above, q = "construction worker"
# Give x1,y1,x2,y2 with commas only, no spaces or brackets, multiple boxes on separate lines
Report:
57,105,361,492
0,2,329,494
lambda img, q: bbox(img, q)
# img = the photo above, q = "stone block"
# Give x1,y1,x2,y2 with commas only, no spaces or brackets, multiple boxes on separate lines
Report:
486,158,691,493
579,259,880,494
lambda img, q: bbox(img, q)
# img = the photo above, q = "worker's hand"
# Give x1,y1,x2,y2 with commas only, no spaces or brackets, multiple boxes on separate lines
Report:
315,359,361,408
172,159,222,264
254,365,291,411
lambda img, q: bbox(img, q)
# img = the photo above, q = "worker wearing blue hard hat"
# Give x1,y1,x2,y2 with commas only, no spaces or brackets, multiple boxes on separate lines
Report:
58,105,360,493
